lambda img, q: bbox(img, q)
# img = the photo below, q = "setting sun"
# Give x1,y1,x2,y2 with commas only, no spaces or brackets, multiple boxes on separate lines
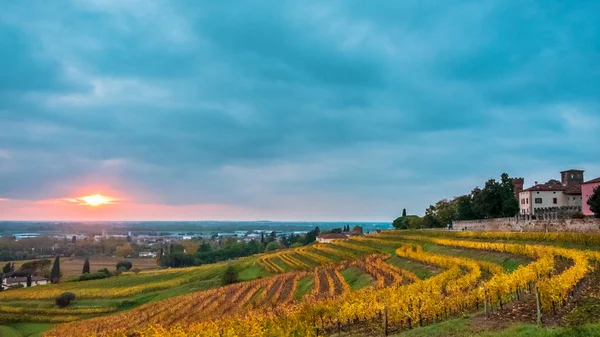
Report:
76,194,116,207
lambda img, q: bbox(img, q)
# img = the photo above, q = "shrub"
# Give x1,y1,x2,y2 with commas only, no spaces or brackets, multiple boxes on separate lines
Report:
222,266,239,285
97,268,111,276
56,292,76,308
131,268,142,275
265,242,279,252
78,272,110,281
115,260,133,271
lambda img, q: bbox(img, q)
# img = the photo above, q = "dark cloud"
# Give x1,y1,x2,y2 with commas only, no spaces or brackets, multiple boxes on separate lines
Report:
0,0,599,220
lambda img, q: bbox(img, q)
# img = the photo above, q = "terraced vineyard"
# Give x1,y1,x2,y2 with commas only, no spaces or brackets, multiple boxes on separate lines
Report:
9,230,600,336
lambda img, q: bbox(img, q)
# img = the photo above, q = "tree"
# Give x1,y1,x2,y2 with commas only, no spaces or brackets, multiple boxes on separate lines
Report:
392,217,407,230
500,173,519,217
588,186,600,218
115,243,133,257
402,208,407,218
197,242,212,253
455,195,477,221
82,258,90,274
265,242,279,252
422,214,440,228
26,274,32,287
56,292,76,308
2,262,13,274
50,255,60,284
546,179,562,186
407,216,424,229
314,226,320,236
222,266,239,285
71,236,76,244
116,260,133,271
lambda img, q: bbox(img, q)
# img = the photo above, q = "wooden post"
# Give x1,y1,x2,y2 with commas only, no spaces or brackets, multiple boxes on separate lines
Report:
483,284,488,318
535,286,542,326
382,305,388,336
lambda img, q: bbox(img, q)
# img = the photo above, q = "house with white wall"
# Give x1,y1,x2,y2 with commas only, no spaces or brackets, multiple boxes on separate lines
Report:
519,169,583,216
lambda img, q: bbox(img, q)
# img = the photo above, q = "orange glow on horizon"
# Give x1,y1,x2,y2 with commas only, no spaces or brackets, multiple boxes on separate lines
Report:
68,194,117,207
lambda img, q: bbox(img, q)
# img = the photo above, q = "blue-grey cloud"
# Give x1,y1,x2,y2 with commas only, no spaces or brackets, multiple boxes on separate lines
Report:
0,0,599,220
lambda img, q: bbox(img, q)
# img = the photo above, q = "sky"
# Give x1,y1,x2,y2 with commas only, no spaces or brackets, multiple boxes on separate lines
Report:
1,0,599,221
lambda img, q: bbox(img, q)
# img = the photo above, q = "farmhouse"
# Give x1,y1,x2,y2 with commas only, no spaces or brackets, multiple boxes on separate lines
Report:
316,233,349,243
138,251,157,258
2,276,48,288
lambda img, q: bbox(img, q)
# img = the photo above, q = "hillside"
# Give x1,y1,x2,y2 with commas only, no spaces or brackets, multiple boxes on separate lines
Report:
3,230,600,336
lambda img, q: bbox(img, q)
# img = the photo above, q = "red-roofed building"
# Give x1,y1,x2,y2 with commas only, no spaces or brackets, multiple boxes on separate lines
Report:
582,177,600,216
519,169,584,216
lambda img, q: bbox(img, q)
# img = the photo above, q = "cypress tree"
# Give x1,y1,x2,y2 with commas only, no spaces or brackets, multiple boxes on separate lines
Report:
82,258,90,274
51,255,61,284
26,274,32,287
402,209,407,218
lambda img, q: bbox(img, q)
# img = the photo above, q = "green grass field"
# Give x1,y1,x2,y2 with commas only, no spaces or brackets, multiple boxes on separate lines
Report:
340,267,374,290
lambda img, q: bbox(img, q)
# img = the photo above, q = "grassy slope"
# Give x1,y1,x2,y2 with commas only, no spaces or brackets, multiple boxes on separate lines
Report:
294,275,314,300
0,323,52,337
393,318,600,337
340,267,374,290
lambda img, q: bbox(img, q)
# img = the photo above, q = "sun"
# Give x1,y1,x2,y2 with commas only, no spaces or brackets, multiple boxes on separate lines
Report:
78,194,115,207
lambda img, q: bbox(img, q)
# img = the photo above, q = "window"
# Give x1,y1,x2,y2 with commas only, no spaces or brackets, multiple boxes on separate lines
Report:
521,198,525,205
553,198,558,204
535,198,542,204
526,198,529,204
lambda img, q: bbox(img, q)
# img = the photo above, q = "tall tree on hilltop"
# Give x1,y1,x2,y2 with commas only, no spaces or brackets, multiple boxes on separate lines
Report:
26,274,32,287
500,173,519,217
588,187,600,219
402,209,407,218
455,195,477,220
50,255,61,284
82,258,90,274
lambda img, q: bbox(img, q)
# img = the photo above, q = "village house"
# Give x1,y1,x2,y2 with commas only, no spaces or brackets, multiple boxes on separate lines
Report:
138,251,157,258
582,177,600,216
519,169,584,216
2,276,48,289
316,233,349,243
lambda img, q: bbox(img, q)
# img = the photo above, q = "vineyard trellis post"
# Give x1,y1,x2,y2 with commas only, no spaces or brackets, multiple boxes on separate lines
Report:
483,283,488,318
383,305,389,336
535,285,542,326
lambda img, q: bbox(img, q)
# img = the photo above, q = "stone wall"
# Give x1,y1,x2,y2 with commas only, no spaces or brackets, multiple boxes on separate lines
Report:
453,217,600,232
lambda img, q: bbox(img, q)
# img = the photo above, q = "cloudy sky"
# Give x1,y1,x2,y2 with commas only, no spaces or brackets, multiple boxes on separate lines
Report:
1,1,599,221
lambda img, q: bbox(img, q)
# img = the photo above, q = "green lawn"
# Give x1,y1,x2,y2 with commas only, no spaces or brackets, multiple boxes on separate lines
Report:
0,323,53,337
340,267,374,290
392,318,600,337
387,255,441,279
294,275,314,300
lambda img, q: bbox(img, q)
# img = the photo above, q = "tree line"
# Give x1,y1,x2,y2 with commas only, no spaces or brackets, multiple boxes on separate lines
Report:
158,227,320,268
393,173,520,229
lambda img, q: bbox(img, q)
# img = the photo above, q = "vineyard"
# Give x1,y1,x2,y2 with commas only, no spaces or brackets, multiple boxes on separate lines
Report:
31,230,600,336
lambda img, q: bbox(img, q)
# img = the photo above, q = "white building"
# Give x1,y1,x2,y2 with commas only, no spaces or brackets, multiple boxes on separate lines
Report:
2,276,48,289
519,169,583,216
139,251,157,258
316,233,349,243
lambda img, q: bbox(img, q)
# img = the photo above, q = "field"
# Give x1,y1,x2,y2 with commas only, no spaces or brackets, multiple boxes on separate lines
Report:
15,257,158,278
4,230,600,336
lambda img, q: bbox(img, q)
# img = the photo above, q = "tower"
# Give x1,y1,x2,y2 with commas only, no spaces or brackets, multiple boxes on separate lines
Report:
560,170,584,187
511,177,524,201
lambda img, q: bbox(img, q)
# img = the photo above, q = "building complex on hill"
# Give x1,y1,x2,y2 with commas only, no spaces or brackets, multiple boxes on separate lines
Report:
517,169,600,218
